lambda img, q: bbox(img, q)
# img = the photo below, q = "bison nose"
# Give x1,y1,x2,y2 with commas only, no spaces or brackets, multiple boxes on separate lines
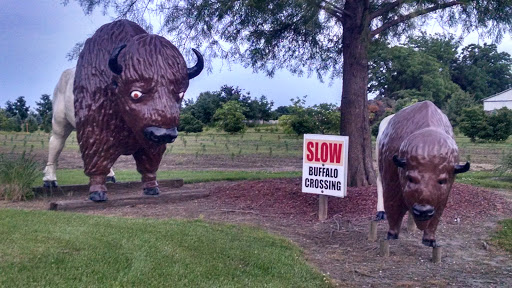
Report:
143,127,178,144
412,204,435,221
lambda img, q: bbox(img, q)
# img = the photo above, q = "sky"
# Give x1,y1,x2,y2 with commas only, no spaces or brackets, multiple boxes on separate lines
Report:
1,0,512,111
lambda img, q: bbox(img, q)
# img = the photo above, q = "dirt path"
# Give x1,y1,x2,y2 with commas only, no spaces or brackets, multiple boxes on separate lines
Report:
3,177,512,287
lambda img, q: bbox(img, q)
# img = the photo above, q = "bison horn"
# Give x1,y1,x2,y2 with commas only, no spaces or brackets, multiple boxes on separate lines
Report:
454,161,470,174
108,44,127,75
187,48,204,80
392,155,406,168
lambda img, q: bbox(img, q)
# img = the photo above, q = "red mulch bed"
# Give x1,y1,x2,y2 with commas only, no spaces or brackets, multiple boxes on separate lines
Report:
212,178,511,222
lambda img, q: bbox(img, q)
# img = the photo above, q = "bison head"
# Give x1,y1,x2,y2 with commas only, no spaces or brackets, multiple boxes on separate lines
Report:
107,34,203,145
393,128,469,226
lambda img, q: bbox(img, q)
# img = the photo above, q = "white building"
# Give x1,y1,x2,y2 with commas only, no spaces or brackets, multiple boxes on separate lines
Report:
483,88,512,111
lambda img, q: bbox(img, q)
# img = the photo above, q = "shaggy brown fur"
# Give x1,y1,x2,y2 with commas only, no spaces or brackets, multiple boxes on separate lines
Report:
378,101,467,247
74,20,191,196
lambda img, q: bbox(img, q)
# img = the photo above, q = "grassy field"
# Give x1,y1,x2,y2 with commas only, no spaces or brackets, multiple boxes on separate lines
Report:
1,128,511,189
0,209,332,288
51,169,301,186
0,127,304,158
0,128,511,286
1,128,510,164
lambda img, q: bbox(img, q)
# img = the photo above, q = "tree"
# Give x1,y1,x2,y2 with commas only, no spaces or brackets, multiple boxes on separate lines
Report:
36,94,53,131
25,115,39,133
4,101,16,117
369,44,461,107
273,106,292,119
279,97,316,135
179,113,204,133
0,109,10,131
183,85,251,125
213,101,247,134
458,106,488,142
68,0,512,187
243,95,274,121
406,32,460,68
452,44,512,101
311,103,340,134
184,91,223,125
444,90,475,127
13,96,30,121
479,108,512,142
279,97,339,135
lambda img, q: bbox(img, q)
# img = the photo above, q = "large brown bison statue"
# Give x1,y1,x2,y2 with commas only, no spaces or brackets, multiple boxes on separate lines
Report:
74,20,203,202
378,101,470,247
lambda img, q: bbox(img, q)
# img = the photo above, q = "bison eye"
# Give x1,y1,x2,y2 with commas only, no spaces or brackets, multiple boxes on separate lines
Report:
438,179,448,185
130,90,143,100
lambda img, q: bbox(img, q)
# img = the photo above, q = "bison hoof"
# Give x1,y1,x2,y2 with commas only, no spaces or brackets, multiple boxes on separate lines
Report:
387,232,399,240
143,187,160,196
89,191,108,202
375,211,387,221
106,176,116,183
422,239,438,247
43,180,58,188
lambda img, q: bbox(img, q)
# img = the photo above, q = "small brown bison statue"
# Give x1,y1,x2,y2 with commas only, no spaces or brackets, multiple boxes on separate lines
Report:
74,20,203,202
378,101,469,247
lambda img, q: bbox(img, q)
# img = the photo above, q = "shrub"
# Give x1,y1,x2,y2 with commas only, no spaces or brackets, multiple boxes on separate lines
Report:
179,113,203,133
496,151,512,175
25,115,39,133
480,108,512,142
41,112,52,133
0,151,41,201
213,101,247,134
458,106,488,142
459,106,512,142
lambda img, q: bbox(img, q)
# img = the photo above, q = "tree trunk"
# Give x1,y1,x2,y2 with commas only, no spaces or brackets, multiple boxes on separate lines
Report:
340,0,376,187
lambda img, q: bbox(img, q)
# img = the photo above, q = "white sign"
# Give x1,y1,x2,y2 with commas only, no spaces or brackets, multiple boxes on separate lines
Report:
302,134,349,198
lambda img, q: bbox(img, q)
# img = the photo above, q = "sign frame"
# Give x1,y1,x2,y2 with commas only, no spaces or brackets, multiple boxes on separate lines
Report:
302,134,349,198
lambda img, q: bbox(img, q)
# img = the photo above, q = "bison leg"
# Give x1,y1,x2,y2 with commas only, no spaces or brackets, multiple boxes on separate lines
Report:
84,159,116,202
421,217,441,247
375,171,386,221
133,147,166,196
87,175,108,202
386,207,408,240
43,119,74,187
106,169,116,183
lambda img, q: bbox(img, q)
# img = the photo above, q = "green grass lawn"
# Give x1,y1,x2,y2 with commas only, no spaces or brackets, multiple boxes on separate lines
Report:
36,169,301,186
455,171,512,190
0,209,332,288
493,219,512,254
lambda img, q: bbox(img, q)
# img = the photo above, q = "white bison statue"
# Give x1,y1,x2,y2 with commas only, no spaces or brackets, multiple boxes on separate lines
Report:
43,68,115,187
375,114,394,220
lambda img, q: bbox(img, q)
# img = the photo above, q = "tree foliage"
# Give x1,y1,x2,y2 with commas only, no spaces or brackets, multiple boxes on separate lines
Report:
5,97,30,121
279,97,339,135
459,106,512,142
444,90,475,127
458,106,488,142
179,113,204,133
0,110,19,132
24,115,39,133
36,94,53,132
452,43,512,101
369,43,461,107
213,100,247,134
183,85,273,125
66,0,512,187
480,108,512,141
